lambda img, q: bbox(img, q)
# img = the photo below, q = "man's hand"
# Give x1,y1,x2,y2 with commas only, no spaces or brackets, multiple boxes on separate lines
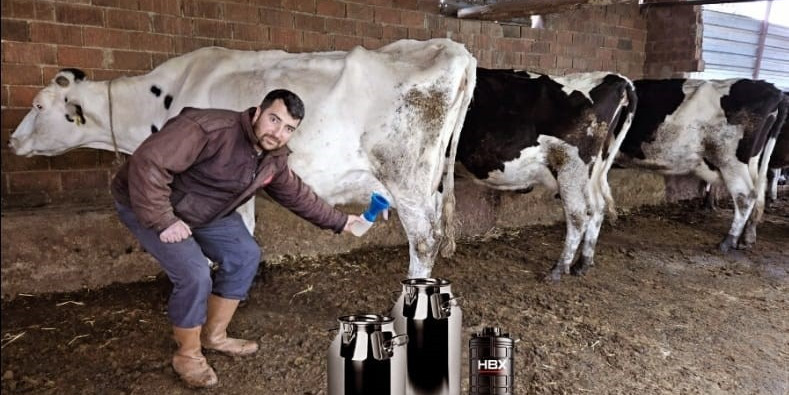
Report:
343,214,364,233
160,220,192,243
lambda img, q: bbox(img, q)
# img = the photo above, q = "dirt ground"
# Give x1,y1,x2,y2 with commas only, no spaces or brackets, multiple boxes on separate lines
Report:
1,194,787,394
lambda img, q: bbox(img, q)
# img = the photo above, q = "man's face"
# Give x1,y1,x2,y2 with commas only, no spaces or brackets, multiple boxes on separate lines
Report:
252,99,300,152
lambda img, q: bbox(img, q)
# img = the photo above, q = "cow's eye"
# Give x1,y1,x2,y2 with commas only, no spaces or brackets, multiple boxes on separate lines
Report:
36,104,43,110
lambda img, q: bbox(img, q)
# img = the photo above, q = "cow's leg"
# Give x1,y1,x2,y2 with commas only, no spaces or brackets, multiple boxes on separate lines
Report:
572,176,606,276
717,164,756,252
396,197,441,278
767,168,779,203
546,151,590,281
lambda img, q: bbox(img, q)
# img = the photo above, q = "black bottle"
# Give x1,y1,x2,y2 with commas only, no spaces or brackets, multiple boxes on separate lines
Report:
469,327,514,395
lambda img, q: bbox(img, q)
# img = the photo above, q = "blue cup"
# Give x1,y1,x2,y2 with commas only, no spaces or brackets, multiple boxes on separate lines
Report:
362,192,390,222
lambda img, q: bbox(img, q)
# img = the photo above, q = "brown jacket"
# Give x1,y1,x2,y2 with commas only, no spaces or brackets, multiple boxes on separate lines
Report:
111,107,347,233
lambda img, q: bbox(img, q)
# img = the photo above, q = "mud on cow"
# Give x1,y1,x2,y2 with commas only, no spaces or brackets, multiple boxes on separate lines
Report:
9,39,477,278
617,79,788,252
455,68,636,280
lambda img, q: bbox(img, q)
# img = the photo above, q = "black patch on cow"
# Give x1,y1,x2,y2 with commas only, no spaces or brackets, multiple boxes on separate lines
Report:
164,95,173,110
59,68,86,82
457,68,597,180
150,86,162,97
721,80,784,163
151,125,159,134
514,186,534,194
620,79,686,160
703,158,718,172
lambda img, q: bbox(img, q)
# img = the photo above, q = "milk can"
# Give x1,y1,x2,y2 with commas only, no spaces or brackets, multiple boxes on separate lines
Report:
391,278,462,395
328,314,408,395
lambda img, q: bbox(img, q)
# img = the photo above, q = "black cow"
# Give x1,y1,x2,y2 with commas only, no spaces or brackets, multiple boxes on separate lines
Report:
617,79,788,251
456,68,637,280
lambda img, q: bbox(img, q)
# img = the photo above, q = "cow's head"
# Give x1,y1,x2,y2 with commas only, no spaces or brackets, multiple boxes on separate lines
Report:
9,69,115,157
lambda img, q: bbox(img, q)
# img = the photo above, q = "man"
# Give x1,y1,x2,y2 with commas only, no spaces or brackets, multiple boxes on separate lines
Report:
111,89,363,388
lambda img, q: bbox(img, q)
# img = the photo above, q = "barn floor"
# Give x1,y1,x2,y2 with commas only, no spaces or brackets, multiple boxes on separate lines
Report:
2,196,787,394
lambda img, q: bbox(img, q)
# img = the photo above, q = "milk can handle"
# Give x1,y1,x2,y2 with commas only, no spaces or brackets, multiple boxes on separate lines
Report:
442,296,463,310
383,334,409,353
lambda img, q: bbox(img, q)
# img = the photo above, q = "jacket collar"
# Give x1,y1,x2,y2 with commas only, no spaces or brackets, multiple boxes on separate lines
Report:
242,107,292,157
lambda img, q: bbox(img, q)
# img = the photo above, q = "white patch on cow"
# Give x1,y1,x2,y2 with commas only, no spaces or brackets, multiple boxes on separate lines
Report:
475,145,557,192
552,72,614,101
9,39,478,278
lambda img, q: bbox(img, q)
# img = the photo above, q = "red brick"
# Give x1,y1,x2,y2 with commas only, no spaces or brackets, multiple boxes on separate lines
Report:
2,19,29,42
303,31,332,50
35,2,56,21
283,0,315,13
359,37,380,49
294,14,326,32
326,18,356,35
4,86,36,109
3,0,35,19
129,32,173,52
270,27,302,51
112,50,152,71
61,169,111,191
481,21,503,38
174,37,215,54
317,0,345,18
1,109,33,130
401,10,424,29
139,0,180,15
393,0,419,9
2,64,43,86
193,19,232,39
57,47,105,69
357,21,383,39
374,7,400,25
30,22,83,46
416,0,437,13
539,54,556,69
92,0,137,9
2,154,51,172
233,24,269,42
106,9,150,31
2,42,58,65
182,0,225,19
151,15,191,35
333,35,362,51
261,8,294,28
381,25,407,41
84,27,130,49
408,28,429,40
347,3,373,21
55,4,104,26
93,69,133,80
8,171,61,194
226,3,261,23
51,151,101,170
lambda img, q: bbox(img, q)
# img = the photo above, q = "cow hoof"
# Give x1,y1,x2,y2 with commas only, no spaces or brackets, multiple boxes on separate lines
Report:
718,235,737,253
543,270,562,282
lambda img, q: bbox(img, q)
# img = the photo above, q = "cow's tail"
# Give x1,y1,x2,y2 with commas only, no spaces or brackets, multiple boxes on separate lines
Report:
599,75,638,223
440,61,477,258
753,94,789,224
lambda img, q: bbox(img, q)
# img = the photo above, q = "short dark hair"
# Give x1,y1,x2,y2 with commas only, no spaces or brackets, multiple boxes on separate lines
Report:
260,89,305,121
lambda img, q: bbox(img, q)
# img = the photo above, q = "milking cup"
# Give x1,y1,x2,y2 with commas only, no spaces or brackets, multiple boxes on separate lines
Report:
391,278,462,395
328,314,407,395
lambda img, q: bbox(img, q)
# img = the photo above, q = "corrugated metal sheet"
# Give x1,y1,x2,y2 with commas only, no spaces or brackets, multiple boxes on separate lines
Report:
691,8,789,90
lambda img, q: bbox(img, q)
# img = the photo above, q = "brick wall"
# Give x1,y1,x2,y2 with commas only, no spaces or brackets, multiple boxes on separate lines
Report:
642,4,703,78
1,0,649,209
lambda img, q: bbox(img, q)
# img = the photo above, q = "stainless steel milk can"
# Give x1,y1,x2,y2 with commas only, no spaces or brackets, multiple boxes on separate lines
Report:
391,278,462,395
328,314,407,395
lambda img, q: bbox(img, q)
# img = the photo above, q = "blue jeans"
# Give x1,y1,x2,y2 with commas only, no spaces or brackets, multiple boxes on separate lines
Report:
115,202,261,327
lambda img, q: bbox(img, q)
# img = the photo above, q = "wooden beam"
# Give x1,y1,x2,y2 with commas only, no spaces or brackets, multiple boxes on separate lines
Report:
456,0,635,20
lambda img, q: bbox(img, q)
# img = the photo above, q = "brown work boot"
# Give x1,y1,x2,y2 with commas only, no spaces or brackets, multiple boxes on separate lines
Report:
201,294,259,356
172,326,218,388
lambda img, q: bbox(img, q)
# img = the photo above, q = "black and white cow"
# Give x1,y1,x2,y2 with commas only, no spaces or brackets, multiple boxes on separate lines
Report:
456,68,637,280
8,39,477,278
617,78,788,252
767,94,789,202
